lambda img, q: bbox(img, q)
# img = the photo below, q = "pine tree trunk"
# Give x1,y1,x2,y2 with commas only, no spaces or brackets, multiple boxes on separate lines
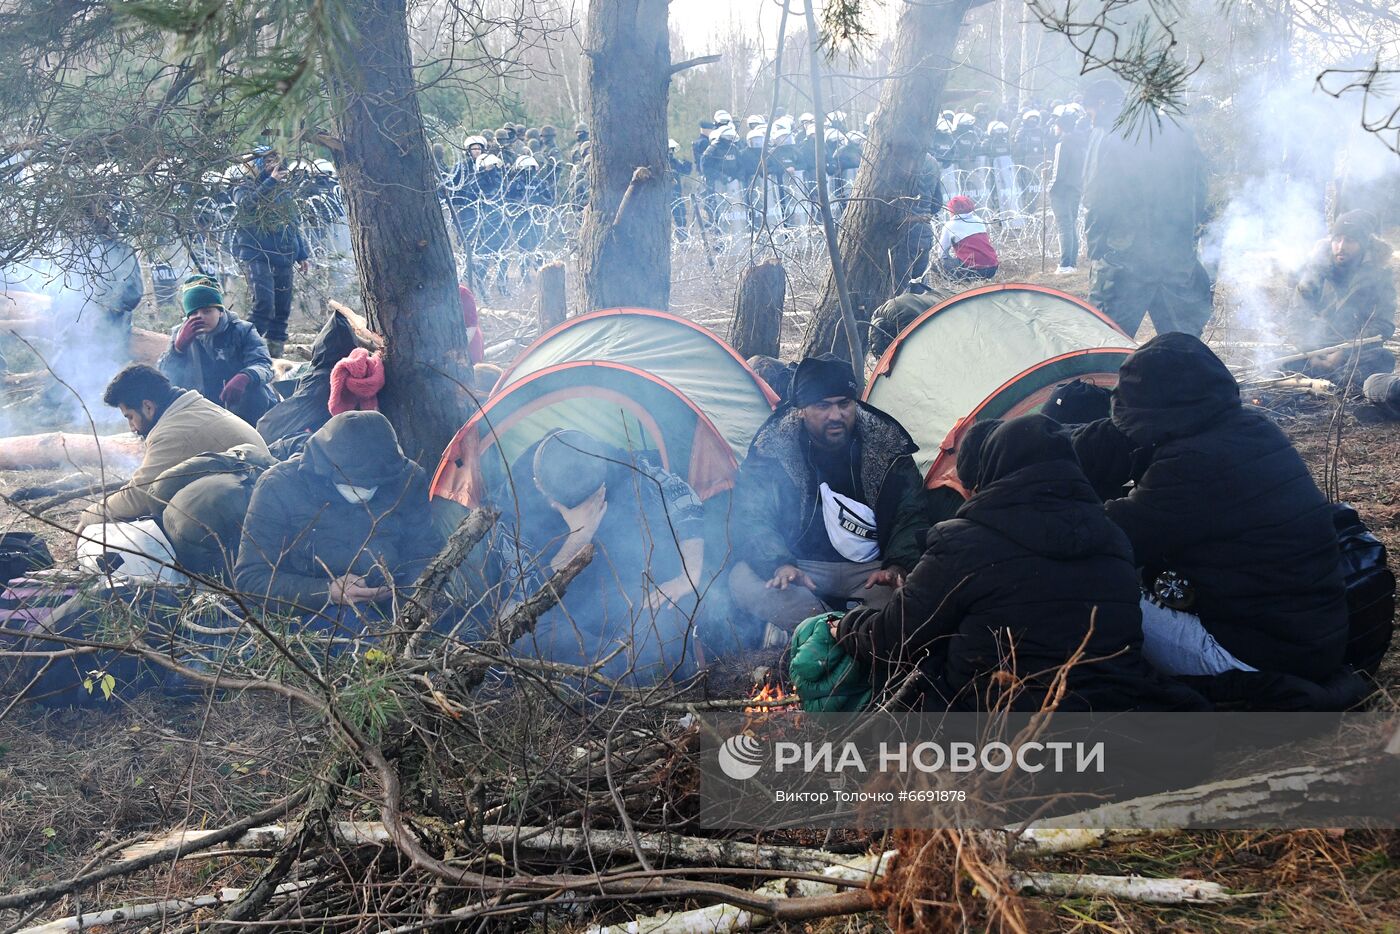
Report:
728,260,786,360
326,0,471,464
800,0,974,361
577,0,672,312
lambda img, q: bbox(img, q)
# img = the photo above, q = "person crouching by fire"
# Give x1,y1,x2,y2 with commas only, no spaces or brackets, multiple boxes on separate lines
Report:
158,274,279,426
727,355,928,649
1288,209,1396,392
234,411,442,631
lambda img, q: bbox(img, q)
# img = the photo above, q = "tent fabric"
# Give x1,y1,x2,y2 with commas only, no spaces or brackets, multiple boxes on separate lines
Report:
431,361,739,508
864,284,1136,486
495,308,779,460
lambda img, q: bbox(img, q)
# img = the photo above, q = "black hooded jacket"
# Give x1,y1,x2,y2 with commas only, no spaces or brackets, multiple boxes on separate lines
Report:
837,415,1205,712
1099,333,1348,680
235,411,443,611
256,309,359,446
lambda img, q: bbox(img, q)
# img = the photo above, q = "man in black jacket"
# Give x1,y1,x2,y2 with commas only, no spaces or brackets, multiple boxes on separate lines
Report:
1075,333,1349,682
728,356,926,645
158,275,279,425
235,411,443,626
836,414,1207,713
1081,80,1213,337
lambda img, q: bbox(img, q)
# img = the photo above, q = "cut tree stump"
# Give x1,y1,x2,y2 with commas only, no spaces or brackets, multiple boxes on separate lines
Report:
537,261,568,332
728,260,786,360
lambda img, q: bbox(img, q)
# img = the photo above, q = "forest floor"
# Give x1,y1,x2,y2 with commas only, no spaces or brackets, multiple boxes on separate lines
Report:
1,242,1399,931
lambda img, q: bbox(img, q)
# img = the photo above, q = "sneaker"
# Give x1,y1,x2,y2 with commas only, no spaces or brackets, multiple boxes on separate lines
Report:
1054,265,1077,275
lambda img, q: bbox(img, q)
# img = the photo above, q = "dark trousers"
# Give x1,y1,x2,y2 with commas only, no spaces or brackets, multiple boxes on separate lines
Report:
1051,188,1081,267
940,256,998,280
1090,253,1213,339
243,259,295,343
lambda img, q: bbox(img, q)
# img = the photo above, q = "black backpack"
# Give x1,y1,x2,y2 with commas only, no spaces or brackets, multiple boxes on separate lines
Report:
0,532,53,586
1332,503,1396,677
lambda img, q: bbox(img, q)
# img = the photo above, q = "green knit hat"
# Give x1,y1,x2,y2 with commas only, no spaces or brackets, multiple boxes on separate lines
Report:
181,273,224,316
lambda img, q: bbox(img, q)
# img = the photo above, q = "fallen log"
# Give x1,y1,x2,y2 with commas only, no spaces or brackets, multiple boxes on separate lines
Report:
15,881,313,934
1006,827,1156,856
1255,335,1384,372
122,821,864,874
1009,871,1237,904
0,432,141,471
1034,749,1400,829
0,318,166,366
1243,375,1335,396
586,849,895,934
0,291,51,317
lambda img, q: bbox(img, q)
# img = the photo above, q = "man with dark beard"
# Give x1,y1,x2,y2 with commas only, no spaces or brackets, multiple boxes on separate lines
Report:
729,355,926,645
80,364,267,529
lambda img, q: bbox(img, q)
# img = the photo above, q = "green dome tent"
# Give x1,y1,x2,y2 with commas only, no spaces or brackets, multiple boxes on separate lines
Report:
432,309,777,507
493,307,779,460
864,284,1136,491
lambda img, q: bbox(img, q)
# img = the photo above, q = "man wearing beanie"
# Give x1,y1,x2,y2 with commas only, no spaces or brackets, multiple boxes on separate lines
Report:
158,274,279,425
1290,209,1396,390
729,354,926,647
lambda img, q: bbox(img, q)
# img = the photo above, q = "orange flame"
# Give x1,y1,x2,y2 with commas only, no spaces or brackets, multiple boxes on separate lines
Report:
744,680,798,714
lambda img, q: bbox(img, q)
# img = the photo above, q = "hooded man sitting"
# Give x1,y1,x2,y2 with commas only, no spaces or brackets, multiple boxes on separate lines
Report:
158,274,279,426
501,429,706,684
729,355,925,646
80,364,268,532
834,414,1207,713
234,411,443,623
1072,333,1351,699
1290,209,1395,390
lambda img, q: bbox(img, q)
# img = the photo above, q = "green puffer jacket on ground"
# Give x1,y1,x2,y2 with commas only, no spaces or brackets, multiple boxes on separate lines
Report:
787,612,870,712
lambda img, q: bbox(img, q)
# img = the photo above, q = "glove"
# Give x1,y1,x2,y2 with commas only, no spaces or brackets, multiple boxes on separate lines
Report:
173,317,202,353
220,372,251,406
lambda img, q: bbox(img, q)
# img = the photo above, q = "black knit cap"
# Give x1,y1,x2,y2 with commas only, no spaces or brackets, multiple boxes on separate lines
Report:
1332,209,1377,242
791,354,859,407
1044,378,1113,425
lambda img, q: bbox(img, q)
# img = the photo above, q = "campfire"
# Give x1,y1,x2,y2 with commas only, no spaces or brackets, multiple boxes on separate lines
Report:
744,679,799,715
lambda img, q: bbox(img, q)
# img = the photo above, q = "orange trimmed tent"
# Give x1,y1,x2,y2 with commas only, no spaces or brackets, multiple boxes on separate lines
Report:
864,284,1136,492
432,309,778,507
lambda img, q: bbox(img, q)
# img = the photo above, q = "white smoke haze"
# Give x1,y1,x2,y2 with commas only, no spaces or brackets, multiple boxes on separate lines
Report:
1201,71,1400,371
1,245,136,437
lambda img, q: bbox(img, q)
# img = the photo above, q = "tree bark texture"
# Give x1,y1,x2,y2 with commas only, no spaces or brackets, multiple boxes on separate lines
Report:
578,0,672,312
801,0,974,361
326,0,472,465
728,260,786,360
537,260,569,331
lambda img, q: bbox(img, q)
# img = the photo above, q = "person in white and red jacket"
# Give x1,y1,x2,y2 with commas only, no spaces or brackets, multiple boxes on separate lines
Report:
937,195,999,280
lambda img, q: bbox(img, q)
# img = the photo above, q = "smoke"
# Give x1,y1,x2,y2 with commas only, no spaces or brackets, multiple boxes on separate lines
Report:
1,237,140,437
1199,73,1400,370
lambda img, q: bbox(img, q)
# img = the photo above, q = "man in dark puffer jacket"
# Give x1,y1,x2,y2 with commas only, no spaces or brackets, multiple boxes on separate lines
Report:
235,411,443,623
835,414,1206,712
1078,333,1348,682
